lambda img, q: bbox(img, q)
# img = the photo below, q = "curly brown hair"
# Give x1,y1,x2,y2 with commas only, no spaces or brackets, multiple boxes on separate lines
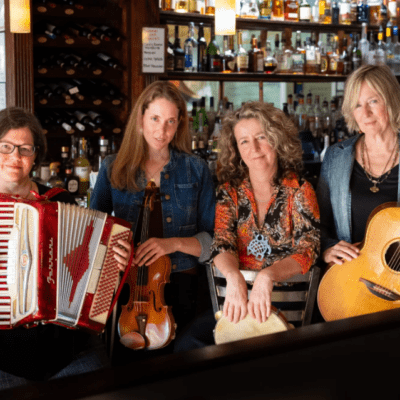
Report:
217,101,303,187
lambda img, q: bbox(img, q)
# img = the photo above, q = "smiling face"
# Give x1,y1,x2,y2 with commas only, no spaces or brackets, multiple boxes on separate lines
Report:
353,81,393,138
141,97,180,156
0,127,36,185
234,118,278,177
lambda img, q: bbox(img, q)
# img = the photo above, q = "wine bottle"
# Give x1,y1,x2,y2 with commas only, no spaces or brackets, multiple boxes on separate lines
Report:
197,23,208,72
173,26,185,72
92,136,109,173
96,53,122,70
47,82,74,104
59,80,84,101
45,23,74,44
34,82,53,104
98,25,121,41
62,110,86,131
73,110,97,128
86,24,107,42
66,22,92,40
48,112,72,132
206,36,222,72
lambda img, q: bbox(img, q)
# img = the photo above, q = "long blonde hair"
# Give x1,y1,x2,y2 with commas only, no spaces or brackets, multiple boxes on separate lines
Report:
217,102,303,188
111,81,191,191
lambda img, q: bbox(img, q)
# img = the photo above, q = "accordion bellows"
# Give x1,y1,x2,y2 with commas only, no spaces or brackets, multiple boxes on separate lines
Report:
0,194,132,334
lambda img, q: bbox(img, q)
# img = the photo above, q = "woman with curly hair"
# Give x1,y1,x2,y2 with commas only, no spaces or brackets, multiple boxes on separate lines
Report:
174,101,319,351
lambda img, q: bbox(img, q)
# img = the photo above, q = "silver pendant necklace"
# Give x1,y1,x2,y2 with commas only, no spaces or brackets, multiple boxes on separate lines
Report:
247,232,272,261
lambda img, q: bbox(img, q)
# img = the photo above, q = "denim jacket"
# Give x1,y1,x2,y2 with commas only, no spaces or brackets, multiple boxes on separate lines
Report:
316,134,400,254
90,149,216,272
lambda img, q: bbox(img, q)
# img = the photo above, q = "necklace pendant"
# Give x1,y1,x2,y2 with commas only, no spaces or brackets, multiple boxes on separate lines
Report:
247,233,272,261
370,185,379,193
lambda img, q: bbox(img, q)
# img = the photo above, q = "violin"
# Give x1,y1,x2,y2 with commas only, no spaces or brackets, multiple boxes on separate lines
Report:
118,181,176,350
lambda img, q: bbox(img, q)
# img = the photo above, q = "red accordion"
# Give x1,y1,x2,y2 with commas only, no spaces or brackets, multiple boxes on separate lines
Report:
0,191,132,334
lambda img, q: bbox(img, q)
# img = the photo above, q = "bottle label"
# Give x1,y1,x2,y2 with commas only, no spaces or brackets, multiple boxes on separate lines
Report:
75,166,90,180
185,54,193,68
306,48,316,64
292,54,304,72
237,54,249,69
299,7,311,20
67,179,79,193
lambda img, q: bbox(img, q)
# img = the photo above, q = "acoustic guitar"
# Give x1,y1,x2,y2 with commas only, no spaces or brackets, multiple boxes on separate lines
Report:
317,202,400,321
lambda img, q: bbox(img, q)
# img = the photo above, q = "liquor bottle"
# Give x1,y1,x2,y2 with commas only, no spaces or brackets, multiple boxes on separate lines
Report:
59,146,69,179
205,0,215,14
388,0,397,22
236,31,249,73
206,35,222,72
313,95,323,140
392,26,400,75
295,95,307,130
332,0,340,23
206,139,218,178
207,96,217,136
197,23,207,72
198,97,209,138
320,41,329,74
375,25,387,65
350,0,358,23
184,22,198,72
338,37,352,74
248,35,264,72
64,163,80,195
299,0,311,21
352,33,362,70
274,34,284,71
271,0,285,20
287,94,296,124
162,0,174,10
173,26,185,72
167,40,175,72
284,0,299,20
281,36,294,73
368,0,380,25
367,31,377,65
197,0,205,13
386,23,395,71
48,162,66,188
222,35,236,72
312,0,320,22
339,0,352,23
328,35,340,74
188,0,199,12
359,22,369,64
74,137,91,196
292,31,306,74
92,136,109,173
305,33,320,74
318,0,326,22
175,0,189,12
240,0,260,17
263,40,278,73
357,0,369,23
378,0,388,25
259,0,272,19
323,0,332,23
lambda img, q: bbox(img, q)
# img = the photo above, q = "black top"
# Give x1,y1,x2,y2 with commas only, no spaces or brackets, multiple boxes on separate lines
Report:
0,185,90,381
350,160,399,244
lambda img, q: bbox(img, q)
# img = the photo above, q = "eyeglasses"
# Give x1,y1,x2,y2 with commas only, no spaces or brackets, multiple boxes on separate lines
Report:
0,142,37,157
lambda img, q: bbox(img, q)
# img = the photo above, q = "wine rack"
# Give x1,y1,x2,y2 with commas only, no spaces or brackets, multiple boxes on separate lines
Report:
32,0,129,156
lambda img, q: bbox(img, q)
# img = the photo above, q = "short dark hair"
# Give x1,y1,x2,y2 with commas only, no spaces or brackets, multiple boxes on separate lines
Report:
0,107,47,171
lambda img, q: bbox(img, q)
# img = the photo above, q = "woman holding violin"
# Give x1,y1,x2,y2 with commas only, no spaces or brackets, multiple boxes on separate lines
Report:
90,81,215,358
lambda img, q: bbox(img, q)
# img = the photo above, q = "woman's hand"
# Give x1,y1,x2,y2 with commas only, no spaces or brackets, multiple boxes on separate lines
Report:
113,236,132,272
223,270,248,324
323,241,360,264
133,237,176,266
248,270,274,323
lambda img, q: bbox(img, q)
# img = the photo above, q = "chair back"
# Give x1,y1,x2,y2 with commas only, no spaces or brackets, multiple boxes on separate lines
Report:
206,264,321,327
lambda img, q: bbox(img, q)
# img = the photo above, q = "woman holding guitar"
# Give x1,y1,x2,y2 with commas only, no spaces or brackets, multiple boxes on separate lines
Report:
316,65,400,321
90,81,215,359
317,64,400,265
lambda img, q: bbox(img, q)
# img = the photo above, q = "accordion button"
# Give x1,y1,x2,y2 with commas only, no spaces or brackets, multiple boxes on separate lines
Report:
164,174,170,179
165,194,171,200
166,217,172,223
172,264,177,270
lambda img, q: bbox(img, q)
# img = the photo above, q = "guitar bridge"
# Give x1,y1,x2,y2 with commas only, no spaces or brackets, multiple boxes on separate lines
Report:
359,278,400,301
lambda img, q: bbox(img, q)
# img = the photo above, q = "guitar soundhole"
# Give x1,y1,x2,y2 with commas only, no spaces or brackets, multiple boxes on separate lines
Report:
385,242,400,271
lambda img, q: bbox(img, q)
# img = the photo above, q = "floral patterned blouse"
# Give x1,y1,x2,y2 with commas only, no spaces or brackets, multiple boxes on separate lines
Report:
210,174,320,274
